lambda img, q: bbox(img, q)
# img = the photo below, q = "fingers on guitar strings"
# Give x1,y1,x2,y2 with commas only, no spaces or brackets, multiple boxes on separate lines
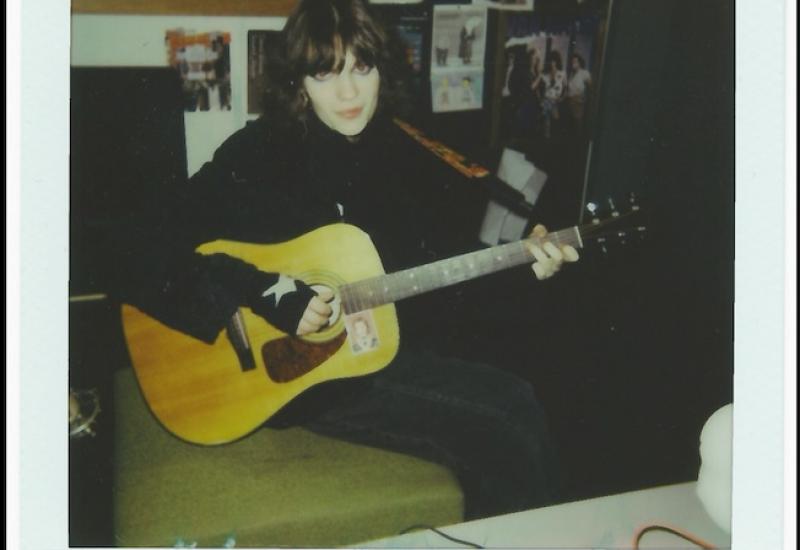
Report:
526,242,550,264
531,224,549,239
525,242,552,280
297,316,326,335
315,287,336,302
562,245,580,263
532,261,551,280
308,295,333,316
542,242,564,264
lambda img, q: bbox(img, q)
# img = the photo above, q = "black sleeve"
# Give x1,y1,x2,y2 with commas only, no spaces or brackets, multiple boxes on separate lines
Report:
105,120,339,343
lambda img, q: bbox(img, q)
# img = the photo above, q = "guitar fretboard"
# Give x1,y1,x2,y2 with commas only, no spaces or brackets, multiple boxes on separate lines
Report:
339,227,581,314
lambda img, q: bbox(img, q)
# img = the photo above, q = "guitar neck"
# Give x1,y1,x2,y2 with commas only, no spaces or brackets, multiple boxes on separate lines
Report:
340,226,582,314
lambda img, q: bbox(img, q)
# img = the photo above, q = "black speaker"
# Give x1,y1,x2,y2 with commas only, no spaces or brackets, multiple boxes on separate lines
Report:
70,67,187,296
585,0,734,213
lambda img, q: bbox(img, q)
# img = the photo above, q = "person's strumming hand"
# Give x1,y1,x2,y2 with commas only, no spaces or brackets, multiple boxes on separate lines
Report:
525,224,579,280
249,275,334,336
296,287,335,336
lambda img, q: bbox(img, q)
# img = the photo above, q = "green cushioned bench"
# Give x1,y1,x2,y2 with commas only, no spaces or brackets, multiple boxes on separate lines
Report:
112,368,464,548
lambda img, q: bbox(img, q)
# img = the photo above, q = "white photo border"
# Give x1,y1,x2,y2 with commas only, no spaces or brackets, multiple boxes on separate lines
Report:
8,0,795,548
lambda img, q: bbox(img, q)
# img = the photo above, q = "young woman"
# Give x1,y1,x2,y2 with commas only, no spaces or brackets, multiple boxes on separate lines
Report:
541,50,567,139
111,0,578,520
566,53,593,135
503,45,543,140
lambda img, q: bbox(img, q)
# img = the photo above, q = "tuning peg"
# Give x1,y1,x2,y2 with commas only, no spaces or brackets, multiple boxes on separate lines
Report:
628,192,641,211
597,236,609,255
607,197,620,218
586,202,600,224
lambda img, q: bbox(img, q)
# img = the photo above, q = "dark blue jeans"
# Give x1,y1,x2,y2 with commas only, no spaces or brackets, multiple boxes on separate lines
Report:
267,347,561,520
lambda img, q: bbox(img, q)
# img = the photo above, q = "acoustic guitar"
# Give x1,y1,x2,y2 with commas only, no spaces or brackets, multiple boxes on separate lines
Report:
122,199,644,445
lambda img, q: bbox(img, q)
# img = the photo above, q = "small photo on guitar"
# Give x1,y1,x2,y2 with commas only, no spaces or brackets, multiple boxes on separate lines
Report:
345,311,380,355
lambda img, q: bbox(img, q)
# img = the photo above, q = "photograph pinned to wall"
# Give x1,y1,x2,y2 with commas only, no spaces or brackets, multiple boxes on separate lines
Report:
165,30,231,112
247,30,282,114
431,5,487,70
499,14,601,143
431,69,484,113
473,0,534,11
430,4,487,112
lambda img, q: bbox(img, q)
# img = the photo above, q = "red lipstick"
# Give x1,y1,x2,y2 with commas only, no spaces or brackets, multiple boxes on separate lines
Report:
337,107,363,119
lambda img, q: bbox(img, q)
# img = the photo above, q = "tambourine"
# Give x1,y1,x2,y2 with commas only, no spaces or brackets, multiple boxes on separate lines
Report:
69,388,101,439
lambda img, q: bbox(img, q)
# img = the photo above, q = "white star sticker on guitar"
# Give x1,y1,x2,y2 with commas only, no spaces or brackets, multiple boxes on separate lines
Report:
261,275,297,306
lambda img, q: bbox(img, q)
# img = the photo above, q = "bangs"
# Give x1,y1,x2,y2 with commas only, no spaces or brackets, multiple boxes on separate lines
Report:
263,0,411,125
301,39,380,75
288,1,385,76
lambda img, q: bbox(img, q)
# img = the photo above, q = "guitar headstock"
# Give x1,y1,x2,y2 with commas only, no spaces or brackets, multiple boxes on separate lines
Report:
581,193,647,255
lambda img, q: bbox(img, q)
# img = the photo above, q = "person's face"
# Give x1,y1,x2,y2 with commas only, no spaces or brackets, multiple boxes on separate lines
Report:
571,57,580,70
303,49,380,138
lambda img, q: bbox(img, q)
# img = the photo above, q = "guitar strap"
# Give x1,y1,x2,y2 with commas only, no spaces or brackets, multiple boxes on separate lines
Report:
393,118,533,216
393,118,490,179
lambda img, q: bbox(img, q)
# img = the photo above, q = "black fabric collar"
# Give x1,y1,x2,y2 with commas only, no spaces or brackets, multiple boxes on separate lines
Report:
304,108,392,153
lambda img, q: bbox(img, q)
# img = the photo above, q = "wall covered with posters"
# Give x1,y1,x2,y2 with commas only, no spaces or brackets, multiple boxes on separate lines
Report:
72,14,286,176
71,2,611,183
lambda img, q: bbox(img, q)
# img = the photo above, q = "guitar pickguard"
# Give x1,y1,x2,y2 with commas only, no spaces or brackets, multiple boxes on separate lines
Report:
261,331,348,383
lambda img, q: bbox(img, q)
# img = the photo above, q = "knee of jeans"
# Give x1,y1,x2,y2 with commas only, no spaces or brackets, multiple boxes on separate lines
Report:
491,371,546,419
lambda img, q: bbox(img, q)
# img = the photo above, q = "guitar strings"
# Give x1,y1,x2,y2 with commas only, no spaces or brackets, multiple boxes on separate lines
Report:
340,212,641,313
576,209,645,242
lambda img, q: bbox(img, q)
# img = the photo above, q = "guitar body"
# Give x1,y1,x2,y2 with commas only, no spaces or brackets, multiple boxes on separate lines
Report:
122,224,399,445
121,200,640,446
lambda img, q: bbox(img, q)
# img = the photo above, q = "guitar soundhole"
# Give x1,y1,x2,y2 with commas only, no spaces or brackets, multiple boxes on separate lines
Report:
261,331,348,383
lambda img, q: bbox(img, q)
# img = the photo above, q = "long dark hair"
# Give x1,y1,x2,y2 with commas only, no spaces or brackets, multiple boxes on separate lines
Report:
546,50,563,73
571,53,586,71
261,0,411,131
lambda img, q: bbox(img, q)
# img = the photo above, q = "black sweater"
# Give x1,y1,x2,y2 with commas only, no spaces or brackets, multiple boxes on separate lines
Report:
106,112,478,343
